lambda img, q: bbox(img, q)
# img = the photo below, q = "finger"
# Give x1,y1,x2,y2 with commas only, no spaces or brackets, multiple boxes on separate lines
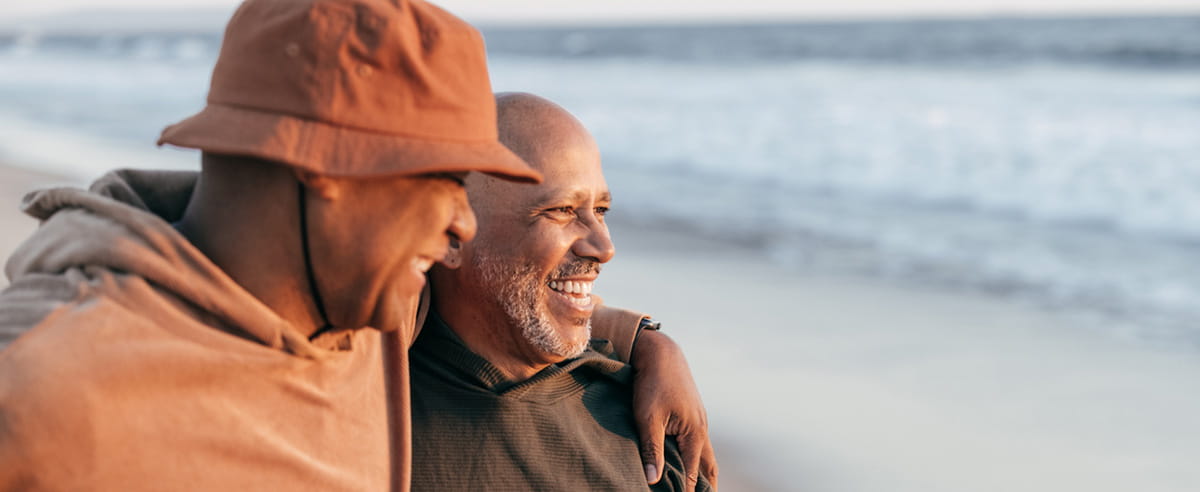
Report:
637,416,667,484
679,428,704,492
701,438,719,491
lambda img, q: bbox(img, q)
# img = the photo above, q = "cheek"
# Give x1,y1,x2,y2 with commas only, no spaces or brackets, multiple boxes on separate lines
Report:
416,185,469,237
514,234,577,272
384,184,465,244
467,230,551,271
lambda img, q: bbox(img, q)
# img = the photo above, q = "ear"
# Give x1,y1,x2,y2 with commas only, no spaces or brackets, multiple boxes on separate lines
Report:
294,170,341,201
440,237,463,269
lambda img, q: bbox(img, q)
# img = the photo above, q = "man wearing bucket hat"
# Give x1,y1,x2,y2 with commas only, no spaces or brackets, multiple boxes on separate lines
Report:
0,0,714,491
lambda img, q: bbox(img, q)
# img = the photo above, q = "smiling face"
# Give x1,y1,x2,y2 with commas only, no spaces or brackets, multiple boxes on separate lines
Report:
306,171,476,332
469,158,613,360
435,94,615,365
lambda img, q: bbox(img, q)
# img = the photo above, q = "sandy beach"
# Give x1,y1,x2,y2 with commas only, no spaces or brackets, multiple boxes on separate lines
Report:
599,222,1200,492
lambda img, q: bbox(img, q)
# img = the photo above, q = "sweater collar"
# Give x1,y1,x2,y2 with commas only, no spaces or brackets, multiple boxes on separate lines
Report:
418,310,633,400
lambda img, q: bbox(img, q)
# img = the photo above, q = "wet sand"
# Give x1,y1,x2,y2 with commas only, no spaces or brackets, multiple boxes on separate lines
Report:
599,221,1200,492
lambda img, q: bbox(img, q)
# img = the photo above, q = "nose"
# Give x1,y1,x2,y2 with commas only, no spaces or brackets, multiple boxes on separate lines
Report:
572,219,615,264
445,190,477,245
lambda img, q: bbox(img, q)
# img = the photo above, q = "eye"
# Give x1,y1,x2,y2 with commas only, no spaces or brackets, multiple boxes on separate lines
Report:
425,172,466,187
594,206,609,217
540,206,575,221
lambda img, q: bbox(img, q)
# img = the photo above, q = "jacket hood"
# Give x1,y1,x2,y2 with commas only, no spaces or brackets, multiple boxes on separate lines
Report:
5,169,323,357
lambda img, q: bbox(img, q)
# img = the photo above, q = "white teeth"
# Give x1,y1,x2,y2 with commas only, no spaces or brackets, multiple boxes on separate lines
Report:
415,258,435,273
548,279,594,300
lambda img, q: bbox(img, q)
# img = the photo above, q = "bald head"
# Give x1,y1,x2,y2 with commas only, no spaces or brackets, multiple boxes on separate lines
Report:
466,93,601,214
496,92,598,168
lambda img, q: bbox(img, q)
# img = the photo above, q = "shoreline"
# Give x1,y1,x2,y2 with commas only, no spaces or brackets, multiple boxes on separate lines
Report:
601,219,1200,491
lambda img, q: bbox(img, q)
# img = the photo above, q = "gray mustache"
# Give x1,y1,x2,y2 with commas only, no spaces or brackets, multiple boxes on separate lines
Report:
552,260,600,279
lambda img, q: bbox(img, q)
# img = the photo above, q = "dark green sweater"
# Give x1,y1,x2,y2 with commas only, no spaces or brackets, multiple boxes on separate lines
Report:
410,312,708,492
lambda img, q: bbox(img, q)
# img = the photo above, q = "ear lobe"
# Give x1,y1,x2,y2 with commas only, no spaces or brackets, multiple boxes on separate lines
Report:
294,170,341,201
441,238,463,269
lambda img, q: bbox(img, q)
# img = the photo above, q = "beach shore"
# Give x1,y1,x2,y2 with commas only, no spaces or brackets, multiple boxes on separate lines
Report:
599,221,1200,492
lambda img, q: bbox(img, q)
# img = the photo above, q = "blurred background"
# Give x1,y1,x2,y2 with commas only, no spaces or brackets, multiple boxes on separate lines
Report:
2,1,1199,491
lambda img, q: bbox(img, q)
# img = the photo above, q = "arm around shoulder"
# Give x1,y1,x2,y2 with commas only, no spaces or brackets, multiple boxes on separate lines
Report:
589,301,647,364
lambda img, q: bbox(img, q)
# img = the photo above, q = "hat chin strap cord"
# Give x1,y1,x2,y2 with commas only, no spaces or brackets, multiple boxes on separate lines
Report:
298,182,335,340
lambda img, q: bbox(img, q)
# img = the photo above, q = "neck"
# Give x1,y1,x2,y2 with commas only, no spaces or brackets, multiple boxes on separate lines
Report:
174,154,327,338
431,271,556,382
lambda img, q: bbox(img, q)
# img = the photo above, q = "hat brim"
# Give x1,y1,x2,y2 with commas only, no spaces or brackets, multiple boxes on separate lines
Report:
157,103,542,184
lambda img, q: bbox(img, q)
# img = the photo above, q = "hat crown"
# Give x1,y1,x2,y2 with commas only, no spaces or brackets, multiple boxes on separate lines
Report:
209,0,494,140
157,0,539,183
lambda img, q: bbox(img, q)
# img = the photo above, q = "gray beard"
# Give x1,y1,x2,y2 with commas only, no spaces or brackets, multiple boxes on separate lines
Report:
473,252,591,359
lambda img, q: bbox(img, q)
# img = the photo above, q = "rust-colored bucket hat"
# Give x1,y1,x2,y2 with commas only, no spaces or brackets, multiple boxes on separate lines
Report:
158,0,540,183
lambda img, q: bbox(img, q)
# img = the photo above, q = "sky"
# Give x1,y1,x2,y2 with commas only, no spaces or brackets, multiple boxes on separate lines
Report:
1,0,1199,24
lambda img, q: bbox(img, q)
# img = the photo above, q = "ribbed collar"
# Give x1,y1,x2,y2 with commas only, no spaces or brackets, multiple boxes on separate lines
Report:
416,310,633,403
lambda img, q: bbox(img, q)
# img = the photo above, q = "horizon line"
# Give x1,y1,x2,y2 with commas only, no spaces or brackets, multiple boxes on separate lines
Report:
2,5,1198,32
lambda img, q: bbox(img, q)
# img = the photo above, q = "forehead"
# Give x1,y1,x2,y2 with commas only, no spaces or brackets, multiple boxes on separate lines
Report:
485,96,609,208
530,143,607,199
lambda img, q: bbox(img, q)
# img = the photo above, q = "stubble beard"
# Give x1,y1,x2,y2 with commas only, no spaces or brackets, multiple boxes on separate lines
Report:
473,252,592,359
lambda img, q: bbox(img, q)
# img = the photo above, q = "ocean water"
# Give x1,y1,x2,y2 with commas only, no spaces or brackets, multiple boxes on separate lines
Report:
2,15,1200,343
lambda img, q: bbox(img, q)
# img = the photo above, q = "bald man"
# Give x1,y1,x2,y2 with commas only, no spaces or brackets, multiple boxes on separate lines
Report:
409,93,713,492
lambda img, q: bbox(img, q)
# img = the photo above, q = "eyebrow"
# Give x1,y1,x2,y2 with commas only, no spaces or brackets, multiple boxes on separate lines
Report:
531,189,612,207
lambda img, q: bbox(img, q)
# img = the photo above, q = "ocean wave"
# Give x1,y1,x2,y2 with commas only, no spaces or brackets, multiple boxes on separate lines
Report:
3,15,1200,68
0,31,220,62
481,16,1200,68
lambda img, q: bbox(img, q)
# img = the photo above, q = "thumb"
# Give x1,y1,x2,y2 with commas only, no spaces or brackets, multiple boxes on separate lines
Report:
637,415,667,484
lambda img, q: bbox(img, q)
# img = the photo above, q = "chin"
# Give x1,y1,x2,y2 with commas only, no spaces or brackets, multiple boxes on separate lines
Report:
552,321,592,358
523,317,591,360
